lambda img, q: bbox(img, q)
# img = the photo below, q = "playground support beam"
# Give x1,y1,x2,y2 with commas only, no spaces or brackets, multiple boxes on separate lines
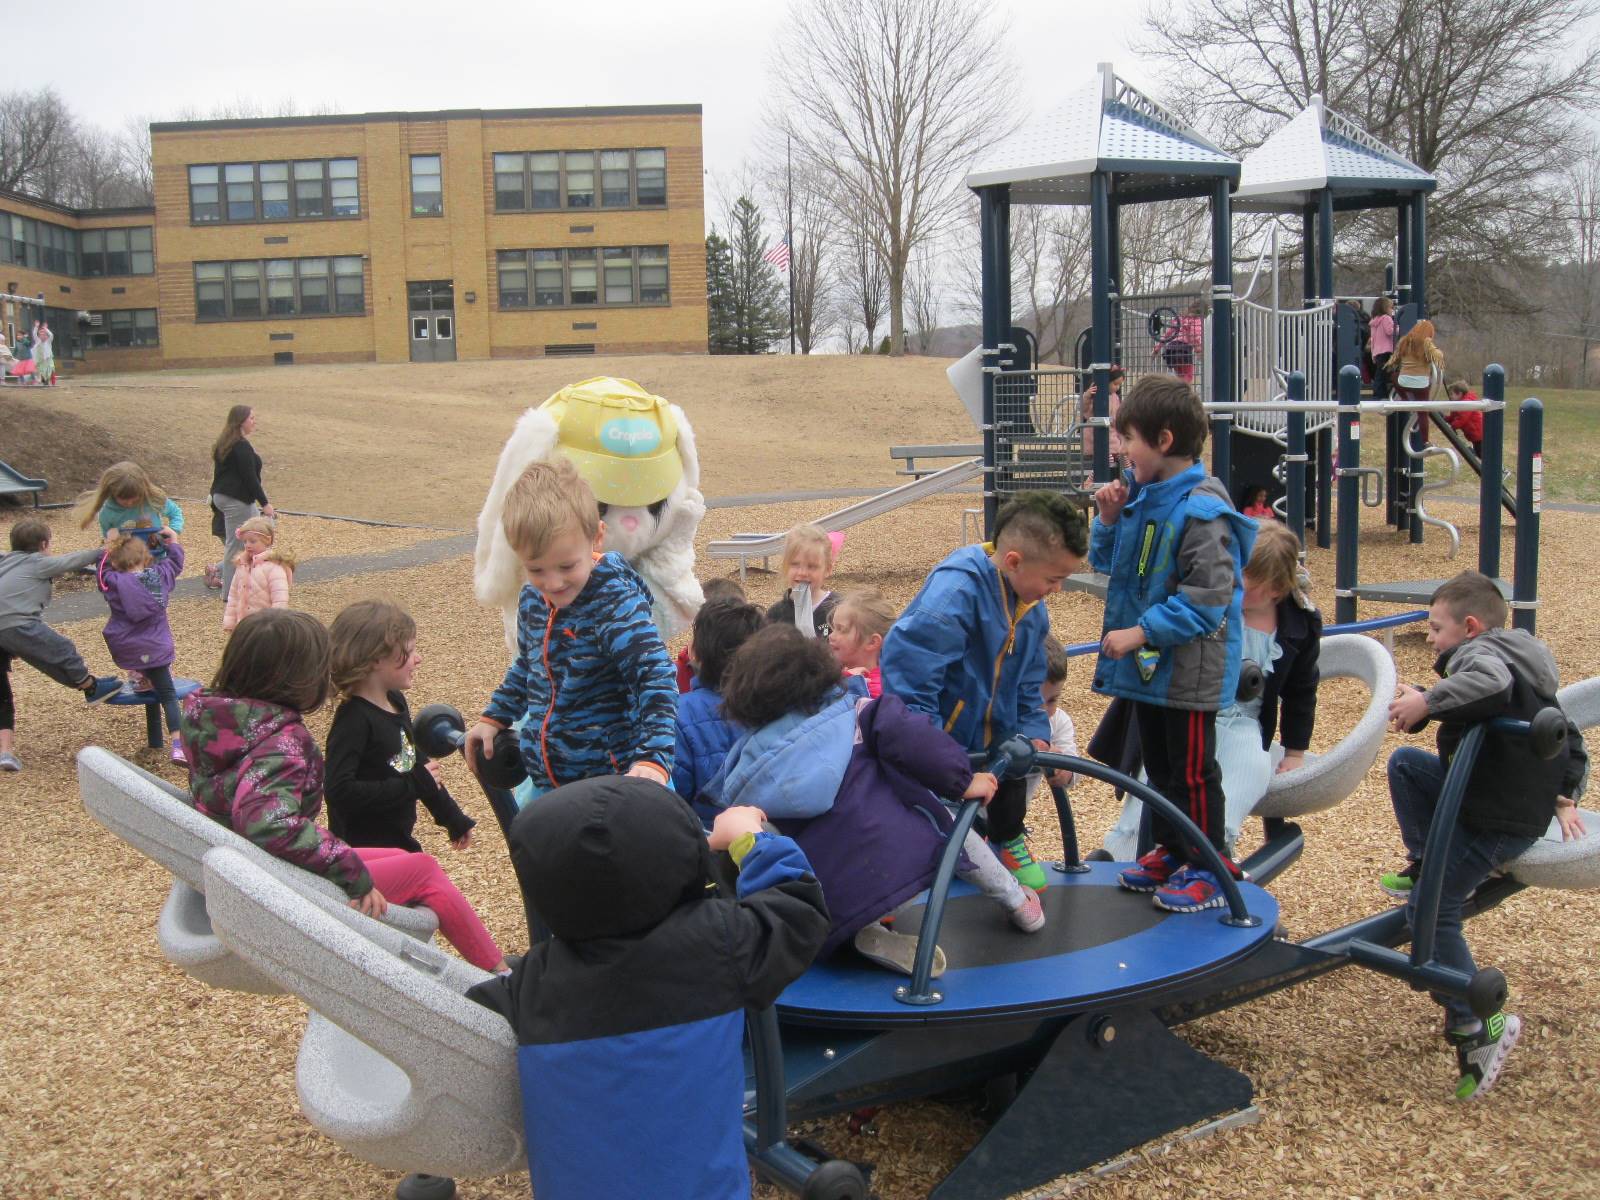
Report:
1285,371,1308,543
979,185,1010,540
1513,398,1543,634
1090,172,1113,484
1301,208,1316,306
1335,365,1362,625
1480,365,1505,579
1410,194,1427,316
1210,177,1233,484
1108,177,1122,367
1315,188,1336,550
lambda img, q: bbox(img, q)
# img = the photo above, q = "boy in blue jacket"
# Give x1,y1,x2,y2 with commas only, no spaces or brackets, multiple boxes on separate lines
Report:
1091,375,1256,912
880,491,1088,891
673,596,764,821
466,457,678,801
468,778,829,1200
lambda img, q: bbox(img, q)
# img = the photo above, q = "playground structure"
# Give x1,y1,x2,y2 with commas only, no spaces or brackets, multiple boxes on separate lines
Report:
0,459,47,506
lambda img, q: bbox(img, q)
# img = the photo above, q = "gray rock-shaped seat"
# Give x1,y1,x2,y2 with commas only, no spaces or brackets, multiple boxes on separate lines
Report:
79,746,438,993
1253,633,1397,821
202,845,522,1177
1506,675,1600,890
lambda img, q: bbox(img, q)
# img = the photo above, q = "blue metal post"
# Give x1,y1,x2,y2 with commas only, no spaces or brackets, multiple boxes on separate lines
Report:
1335,364,1362,624
1210,177,1234,486
1396,205,1411,310
1391,206,1411,528
1107,178,1122,368
1285,371,1308,544
1315,188,1336,549
1410,194,1428,316
1513,398,1543,633
1479,365,1505,579
1301,208,1317,305
979,186,1009,538
1090,172,1113,483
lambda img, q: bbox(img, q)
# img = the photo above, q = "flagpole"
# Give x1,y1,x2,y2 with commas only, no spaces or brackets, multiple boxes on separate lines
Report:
787,134,796,355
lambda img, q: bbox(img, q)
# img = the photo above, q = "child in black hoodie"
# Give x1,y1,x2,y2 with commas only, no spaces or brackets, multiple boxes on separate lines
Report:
468,777,828,1200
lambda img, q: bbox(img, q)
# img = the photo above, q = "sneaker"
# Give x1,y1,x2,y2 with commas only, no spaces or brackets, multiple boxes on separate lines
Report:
1153,866,1228,913
853,921,946,978
203,563,223,590
1085,848,1114,863
1451,1012,1521,1099
1118,847,1181,892
1008,888,1046,933
1380,860,1422,899
128,671,151,693
170,737,188,766
84,676,123,704
995,835,1048,892
0,751,20,772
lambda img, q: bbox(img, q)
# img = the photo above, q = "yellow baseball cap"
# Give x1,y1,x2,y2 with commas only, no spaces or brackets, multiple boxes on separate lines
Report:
540,377,683,507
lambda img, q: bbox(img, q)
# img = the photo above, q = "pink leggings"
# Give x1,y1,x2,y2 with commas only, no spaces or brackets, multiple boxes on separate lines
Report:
355,847,504,972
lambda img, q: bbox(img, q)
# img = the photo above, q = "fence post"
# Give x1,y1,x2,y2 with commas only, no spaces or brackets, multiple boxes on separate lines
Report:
1335,364,1362,625
1090,172,1113,485
1285,371,1307,545
1513,398,1542,634
979,186,1009,540
1479,365,1505,580
1210,177,1234,488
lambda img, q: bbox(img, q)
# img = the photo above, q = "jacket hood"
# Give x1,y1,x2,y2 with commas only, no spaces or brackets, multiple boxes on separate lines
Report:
1437,627,1561,695
184,691,304,777
707,691,857,820
511,775,714,942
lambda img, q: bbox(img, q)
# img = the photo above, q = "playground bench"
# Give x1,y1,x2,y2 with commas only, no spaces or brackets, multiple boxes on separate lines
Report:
889,443,983,478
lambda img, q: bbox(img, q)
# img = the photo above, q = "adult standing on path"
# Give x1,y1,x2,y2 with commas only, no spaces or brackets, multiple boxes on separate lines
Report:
30,321,54,386
210,404,275,597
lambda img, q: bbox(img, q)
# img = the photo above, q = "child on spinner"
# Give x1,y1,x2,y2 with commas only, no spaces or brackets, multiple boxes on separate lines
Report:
183,608,508,973
221,516,295,632
97,528,188,764
828,588,895,698
1035,636,1078,793
0,519,124,743
765,524,841,639
706,625,1044,977
1383,571,1588,1099
324,600,477,854
675,577,746,692
1092,374,1255,913
78,460,185,547
672,596,765,821
465,458,677,800
880,491,1088,894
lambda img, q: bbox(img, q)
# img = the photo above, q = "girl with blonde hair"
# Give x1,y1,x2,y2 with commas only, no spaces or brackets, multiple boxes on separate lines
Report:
222,516,296,632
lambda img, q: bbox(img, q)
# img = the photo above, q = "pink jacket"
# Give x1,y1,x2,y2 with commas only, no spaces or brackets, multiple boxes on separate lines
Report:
223,551,293,631
1370,313,1397,357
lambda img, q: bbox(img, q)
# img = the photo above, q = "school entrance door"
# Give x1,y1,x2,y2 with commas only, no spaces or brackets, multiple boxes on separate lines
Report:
408,281,456,362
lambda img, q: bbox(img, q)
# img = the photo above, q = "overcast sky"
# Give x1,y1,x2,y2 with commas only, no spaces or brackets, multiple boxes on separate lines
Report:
15,0,1150,224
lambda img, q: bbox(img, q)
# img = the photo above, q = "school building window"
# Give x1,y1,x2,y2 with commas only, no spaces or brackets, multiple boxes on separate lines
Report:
0,212,79,275
194,256,365,320
84,308,159,347
79,227,154,277
491,148,666,213
496,245,668,308
187,159,361,223
411,155,443,216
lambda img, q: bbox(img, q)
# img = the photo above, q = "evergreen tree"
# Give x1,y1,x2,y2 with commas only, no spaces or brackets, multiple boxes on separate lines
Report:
705,230,740,354
726,195,789,354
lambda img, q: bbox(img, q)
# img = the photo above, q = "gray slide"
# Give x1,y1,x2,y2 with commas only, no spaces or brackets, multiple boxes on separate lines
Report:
0,459,46,504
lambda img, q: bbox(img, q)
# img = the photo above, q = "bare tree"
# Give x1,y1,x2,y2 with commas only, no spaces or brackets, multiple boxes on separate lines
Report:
1552,141,1600,386
0,87,75,195
758,155,837,353
838,305,862,355
1009,206,1093,363
835,194,889,350
771,0,1015,354
906,252,941,353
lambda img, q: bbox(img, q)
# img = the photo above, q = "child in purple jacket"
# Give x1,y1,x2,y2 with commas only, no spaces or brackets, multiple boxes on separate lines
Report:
99,528,187,763
703,625,1044,977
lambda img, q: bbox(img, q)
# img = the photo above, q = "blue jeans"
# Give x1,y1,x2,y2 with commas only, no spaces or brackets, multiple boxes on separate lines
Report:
1388,747,1535,1027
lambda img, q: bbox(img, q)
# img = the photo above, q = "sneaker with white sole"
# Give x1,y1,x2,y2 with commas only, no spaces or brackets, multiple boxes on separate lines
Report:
84,676,123,704
0,751,20,772
1451,1011,1521,1099
1008,888,1046,933
1153,866,1228,913
170,737,188,766
853,921,946,977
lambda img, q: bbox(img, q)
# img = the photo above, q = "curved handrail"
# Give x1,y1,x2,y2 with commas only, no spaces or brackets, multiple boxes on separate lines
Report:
1401,411,1461,557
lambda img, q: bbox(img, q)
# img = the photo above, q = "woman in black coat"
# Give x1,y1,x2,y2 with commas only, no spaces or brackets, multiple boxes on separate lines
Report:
209,404,275,596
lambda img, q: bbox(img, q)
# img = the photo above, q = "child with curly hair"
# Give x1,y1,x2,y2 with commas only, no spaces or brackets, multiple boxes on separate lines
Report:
222,516,295,632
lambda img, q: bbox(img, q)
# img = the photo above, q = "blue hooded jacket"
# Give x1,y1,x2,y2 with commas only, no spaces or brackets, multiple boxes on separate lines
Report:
672,678,741,822
1089,463,1256,711
879,544,1051,751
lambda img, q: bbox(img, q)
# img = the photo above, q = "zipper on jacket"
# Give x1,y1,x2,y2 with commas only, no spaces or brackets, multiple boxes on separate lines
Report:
984,570,1031,746
1136,520,1157,578
538,607,562,788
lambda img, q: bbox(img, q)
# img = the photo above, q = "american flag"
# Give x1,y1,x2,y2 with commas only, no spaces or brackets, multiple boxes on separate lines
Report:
762,239,791,271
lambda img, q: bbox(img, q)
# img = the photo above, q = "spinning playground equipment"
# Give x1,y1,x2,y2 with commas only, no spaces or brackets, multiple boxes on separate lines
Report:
80,639,1600,1199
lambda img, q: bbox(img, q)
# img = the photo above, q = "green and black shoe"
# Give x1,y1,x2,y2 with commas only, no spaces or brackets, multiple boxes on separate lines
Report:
1450,1011,1522,1100
1379,859,1422,899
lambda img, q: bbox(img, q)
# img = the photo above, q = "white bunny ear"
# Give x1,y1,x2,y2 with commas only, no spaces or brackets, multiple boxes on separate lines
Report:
670,403,700,491
473,407,560,614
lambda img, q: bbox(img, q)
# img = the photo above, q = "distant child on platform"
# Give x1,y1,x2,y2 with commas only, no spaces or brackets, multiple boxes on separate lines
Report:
0,519,124,755
707,625,1045,977
183,608,508,973
78,461,185,552
464,458,677,802
1383,571,1587,1099
828,588,895,698
222,516,295,632
766,524,842,638
97,528,188,763
881,491,1088,893
676,577,746,693
324,599,477,853
1240,485,1276,522
672,595,765,820
1444,379,1485,460
1091,374,1255,913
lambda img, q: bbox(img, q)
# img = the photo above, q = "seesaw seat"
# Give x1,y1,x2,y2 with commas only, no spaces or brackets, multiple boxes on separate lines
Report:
79,746,438,993
1506,675,1600,890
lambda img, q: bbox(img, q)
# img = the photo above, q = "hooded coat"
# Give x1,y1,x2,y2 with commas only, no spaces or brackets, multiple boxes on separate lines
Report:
703,691,972,956
98,542,184,670
466,777,828,1200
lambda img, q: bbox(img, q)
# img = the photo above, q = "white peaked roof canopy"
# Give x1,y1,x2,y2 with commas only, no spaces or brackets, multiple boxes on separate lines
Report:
1234,96,1435,211
965,63,1239,205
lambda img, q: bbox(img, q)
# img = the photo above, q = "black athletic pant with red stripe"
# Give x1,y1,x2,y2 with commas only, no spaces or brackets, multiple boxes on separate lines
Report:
1133,701,1231,870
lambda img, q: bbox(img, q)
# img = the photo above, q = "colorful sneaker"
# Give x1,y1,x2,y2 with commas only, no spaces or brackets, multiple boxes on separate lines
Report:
853,921,946,978
170,737,188,766
1117,847,1181,893
1451,1012,1521,1099
84,676,123,704
1008,888,1046,933
1380,860,1422,899
0,751,20,772
1153,866,1228,913
995,835,1048,892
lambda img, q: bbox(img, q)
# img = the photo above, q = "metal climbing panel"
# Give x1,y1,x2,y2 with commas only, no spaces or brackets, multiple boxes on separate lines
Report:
991,367,1094,499
1118,291,1210,402
1232,299,1337,438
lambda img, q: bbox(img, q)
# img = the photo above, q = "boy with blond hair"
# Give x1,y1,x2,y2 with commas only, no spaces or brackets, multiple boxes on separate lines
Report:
466,458,677,802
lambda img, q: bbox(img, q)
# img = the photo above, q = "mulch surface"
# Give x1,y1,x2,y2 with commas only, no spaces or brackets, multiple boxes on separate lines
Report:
2,360,1597,1199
